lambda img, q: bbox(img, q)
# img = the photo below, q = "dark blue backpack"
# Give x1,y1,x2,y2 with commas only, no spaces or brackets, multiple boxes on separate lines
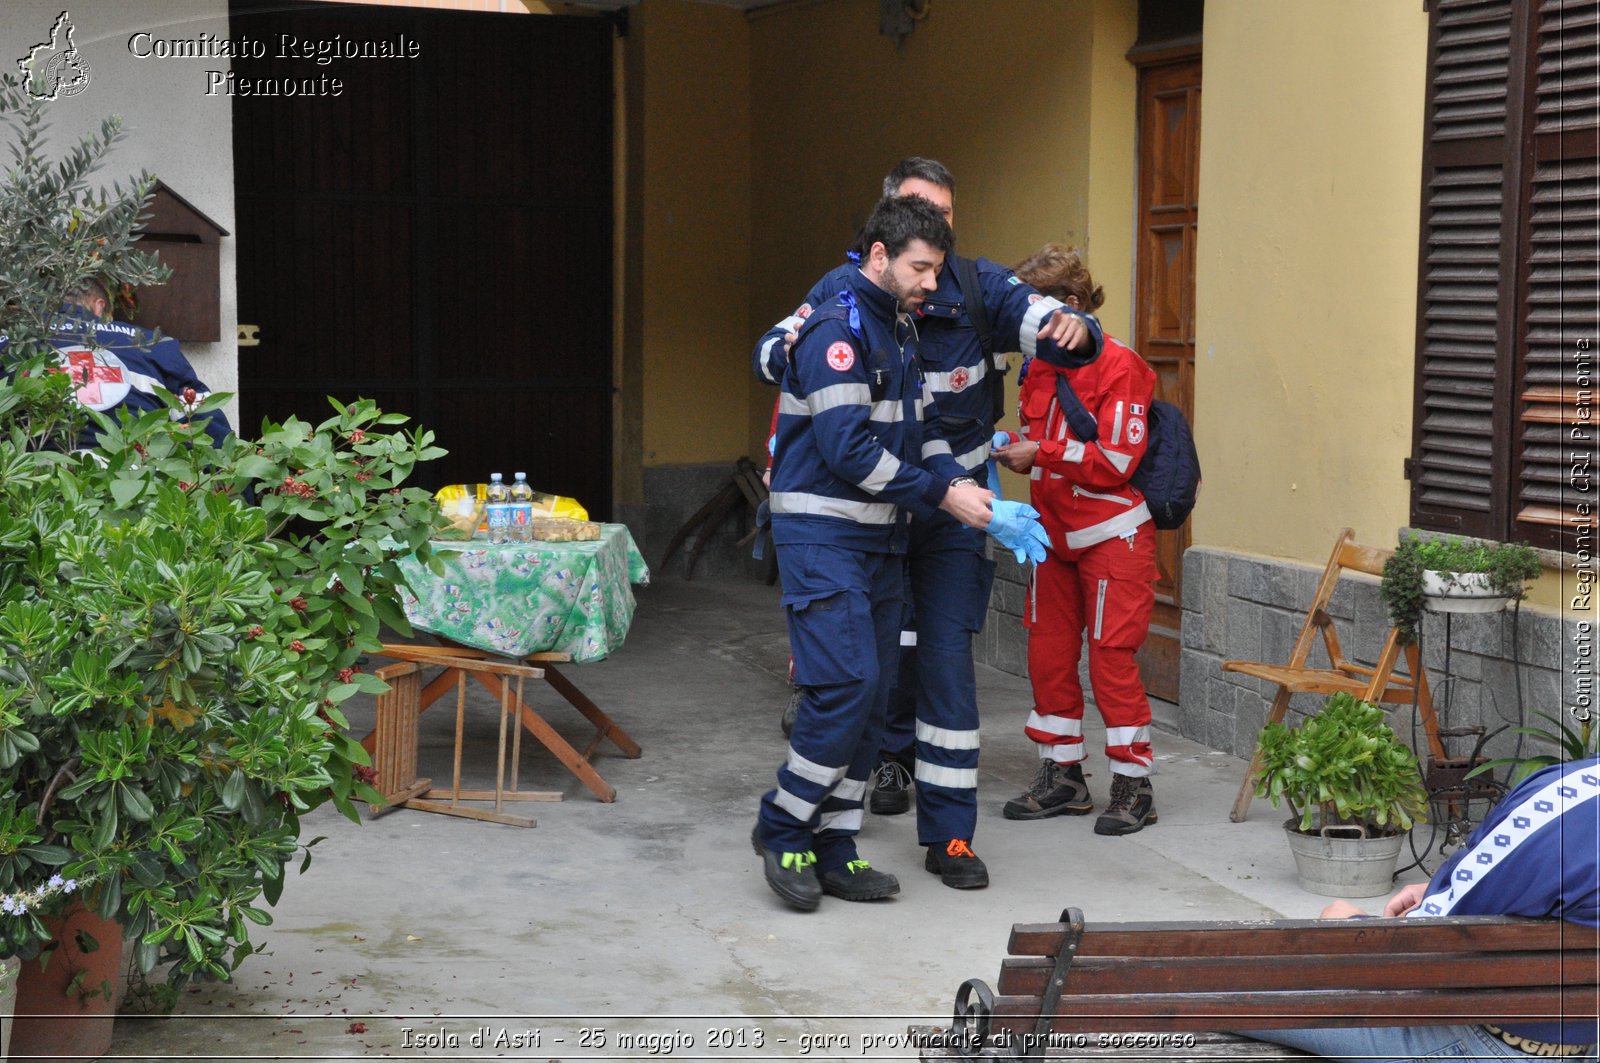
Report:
1051,378,1201,530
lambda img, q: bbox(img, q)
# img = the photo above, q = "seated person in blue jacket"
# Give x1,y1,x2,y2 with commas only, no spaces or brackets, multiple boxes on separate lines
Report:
1250,753,1598,1061
46,277,231,448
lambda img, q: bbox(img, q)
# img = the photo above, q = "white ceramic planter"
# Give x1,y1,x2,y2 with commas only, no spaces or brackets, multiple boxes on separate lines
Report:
1421,569,1511,614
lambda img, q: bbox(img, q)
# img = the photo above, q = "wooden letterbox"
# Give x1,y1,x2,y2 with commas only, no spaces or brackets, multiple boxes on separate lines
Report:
131,182,228,342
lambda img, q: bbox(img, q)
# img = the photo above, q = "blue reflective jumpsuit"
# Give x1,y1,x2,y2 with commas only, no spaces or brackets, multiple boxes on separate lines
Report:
755,256,1103,846
756,269,952,871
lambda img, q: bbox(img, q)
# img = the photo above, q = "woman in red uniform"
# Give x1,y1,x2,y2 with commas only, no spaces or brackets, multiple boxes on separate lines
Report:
992,245,1158,836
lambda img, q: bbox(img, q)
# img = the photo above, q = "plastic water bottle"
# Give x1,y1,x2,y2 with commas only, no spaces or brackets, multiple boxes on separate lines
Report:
509,471,535,543
485,472,511,544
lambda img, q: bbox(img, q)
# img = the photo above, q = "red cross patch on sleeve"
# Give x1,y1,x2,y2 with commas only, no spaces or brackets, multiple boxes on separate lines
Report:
826,342,856,372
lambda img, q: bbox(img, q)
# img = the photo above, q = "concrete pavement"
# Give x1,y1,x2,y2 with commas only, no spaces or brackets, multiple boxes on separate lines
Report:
110,576,1426,1061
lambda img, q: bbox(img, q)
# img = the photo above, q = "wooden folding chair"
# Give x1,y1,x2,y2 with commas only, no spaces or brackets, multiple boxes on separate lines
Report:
367,660,432,811
1224,528,1443,822
368,650,553,828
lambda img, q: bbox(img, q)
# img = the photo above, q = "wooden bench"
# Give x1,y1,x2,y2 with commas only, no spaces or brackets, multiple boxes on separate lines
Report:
911,907,1598,1061
1223,528,1442,822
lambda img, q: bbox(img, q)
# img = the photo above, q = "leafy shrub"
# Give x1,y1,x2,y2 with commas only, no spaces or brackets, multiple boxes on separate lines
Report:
0,74,445,984
1253,693,1428,836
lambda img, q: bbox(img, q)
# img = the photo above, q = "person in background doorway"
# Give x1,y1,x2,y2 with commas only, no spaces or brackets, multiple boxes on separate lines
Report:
43,277,231,449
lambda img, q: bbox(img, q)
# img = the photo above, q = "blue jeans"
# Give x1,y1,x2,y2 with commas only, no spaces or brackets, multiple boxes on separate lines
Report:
1257,1023,1598,1062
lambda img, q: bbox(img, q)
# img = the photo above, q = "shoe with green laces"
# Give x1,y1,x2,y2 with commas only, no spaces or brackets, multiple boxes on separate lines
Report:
751,827,821,910
817,858,900,901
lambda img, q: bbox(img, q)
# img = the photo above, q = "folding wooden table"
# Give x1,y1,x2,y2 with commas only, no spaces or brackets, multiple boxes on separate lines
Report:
365,524,650,824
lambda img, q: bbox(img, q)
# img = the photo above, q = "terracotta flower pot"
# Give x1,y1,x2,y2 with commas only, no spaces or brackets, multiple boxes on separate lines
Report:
0,954,19,1061
9,901,123,1063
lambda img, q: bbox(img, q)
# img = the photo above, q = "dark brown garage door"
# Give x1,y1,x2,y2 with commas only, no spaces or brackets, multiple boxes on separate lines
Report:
230,0,613,516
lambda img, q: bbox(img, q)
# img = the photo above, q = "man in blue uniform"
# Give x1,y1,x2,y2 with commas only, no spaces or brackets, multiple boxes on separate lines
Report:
44,278,231,448
753,194,1009,911
1251,754,1599,1060
753,159,1102,890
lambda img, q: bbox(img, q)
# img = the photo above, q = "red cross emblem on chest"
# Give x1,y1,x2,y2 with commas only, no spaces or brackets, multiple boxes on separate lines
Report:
58,348,124,406
949,367,971,392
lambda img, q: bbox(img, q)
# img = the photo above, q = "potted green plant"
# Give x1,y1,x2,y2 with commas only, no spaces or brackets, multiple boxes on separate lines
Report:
0,74,446,1055
1380,535,1541,643
1467,709,1598,788
1253,693,1429,897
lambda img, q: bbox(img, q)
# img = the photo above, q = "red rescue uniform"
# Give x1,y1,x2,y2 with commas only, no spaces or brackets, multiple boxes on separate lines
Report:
1014,337,1157,777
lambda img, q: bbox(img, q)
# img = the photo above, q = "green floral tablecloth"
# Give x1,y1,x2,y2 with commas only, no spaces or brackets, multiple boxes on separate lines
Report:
397,524,650,662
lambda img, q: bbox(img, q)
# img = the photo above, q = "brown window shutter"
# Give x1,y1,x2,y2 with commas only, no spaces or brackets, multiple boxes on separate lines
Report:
1513,0,1598,552
1411,0,1521,538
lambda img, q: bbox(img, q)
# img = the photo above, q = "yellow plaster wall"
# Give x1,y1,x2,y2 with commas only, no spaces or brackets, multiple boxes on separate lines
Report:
636,0,752,466
1084,0,1139,346
1192,0,1427,563
745,0,1121,460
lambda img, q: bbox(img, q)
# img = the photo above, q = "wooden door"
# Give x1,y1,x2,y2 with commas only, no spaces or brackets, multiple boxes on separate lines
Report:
229,1,614,515
1132,56,1200,702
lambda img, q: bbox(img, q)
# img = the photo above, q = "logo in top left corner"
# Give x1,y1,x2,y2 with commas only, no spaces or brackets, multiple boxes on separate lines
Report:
17,12,92,101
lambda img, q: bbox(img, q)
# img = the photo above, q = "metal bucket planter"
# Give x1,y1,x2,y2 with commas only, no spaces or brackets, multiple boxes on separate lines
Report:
1283,816,1407,898
1422,569,1510,614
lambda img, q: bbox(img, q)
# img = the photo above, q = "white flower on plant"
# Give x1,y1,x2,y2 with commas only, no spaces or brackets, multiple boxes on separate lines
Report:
0,873,94,919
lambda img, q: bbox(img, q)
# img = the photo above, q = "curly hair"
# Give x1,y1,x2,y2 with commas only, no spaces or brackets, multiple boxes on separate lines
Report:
861,194,955,261
1012,243,1105,312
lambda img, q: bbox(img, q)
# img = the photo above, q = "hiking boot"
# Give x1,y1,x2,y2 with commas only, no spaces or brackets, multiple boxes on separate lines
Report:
1094,775,1157,836
751,827,821,910
1002,761,1093,820
868,759,912,816
924,839,990,889
818,859,900,901
780,686,801,738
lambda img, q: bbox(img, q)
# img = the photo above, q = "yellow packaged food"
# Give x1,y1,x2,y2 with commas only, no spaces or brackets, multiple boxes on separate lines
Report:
433,484,486,540
528,492,588,521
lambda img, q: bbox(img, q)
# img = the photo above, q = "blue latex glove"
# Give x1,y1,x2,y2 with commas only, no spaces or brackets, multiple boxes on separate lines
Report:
988,432,1011,495
986,500,1051,565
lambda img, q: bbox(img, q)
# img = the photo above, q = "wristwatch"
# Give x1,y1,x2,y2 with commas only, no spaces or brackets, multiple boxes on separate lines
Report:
949,476,979,488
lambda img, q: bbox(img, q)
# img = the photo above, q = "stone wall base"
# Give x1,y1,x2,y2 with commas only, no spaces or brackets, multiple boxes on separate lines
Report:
975,542,1582,767
1179,546,1581,764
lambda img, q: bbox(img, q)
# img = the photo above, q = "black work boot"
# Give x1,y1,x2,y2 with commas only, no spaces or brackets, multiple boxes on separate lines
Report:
868,759,912,816
923,839,990,889
1094,775,1157,836
1002,761,1093,820
780,686,801,738
751,827,821,910
817,858,900,901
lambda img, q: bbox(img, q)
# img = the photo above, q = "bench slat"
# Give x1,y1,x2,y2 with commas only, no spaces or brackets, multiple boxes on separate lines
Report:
996,950,1597,996
1007,917,1593,957
988,987,1600,1034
